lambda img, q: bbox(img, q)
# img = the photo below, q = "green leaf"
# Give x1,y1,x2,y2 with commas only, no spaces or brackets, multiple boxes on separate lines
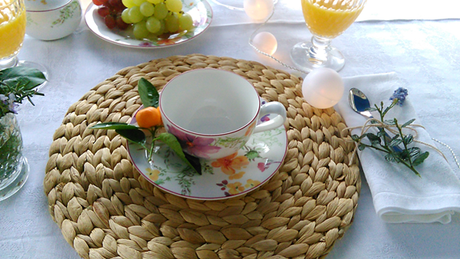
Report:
351,134,362,142
90,122,139,130
402,118,416,128
384,119,396,125
377,130,386,138
184,153,201,174
90,122,146,144
367,107,377,112
403,134,414,145
358,143,366,151
383,100,397,116
155,133,182,154
385,152,398,162
408,147,421,156
116,128,146,143
0,66,46,90
398,149,411,161
389,135,402,147
412,151,429,166
365,133,381,146
138,78,159,108
369,119,379,124
154,133,201,175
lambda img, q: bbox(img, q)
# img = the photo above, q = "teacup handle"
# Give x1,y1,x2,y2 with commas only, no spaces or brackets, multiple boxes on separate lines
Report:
253,102,287,133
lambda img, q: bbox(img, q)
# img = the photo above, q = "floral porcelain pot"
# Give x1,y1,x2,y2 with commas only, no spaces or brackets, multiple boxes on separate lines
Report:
25,0,82,40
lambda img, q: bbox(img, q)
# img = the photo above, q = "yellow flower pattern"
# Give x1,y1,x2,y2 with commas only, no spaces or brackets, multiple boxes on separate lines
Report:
245,179,261,189
229,171,245,180
226,182,245,195
218,179,262,196
146,168,161,182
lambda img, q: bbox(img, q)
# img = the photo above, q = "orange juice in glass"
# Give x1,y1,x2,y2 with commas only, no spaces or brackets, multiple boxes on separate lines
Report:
0,0,26,69
291,0,366,72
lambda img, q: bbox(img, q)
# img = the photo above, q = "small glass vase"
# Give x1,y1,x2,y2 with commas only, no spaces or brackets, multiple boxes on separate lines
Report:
0,113,29,201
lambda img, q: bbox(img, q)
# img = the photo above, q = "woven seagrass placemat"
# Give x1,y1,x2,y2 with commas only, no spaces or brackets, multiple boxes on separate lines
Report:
44,54,360,259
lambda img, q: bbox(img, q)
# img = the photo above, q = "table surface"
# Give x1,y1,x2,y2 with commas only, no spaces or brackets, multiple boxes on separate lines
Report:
2,0,460,258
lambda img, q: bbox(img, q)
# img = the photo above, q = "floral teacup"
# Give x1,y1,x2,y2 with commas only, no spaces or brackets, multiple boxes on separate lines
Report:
159,68,287,160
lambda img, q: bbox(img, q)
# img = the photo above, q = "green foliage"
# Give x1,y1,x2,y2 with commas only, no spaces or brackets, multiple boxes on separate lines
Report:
351,100,429,176
90,78,200,175
138,78,159,108
91,122,146,144
154,133,201,174
0,66,46,118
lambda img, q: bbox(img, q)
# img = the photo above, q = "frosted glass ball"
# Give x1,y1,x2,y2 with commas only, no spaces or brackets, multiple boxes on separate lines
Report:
244,0,274,21
252,32,277,55
302,68,344,109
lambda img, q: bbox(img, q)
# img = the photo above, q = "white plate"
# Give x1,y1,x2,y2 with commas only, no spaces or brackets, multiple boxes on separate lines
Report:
84,0,213,48
127,113,288,200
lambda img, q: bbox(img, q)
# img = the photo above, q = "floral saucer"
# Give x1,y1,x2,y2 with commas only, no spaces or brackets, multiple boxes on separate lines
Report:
84,0,212,49
127,113,287,200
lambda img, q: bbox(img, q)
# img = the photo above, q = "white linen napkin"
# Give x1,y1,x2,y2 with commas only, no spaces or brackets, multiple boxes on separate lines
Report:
335,72,460,224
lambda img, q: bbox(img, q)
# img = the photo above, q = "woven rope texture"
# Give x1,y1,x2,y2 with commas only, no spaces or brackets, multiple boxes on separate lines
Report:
44,54,361,259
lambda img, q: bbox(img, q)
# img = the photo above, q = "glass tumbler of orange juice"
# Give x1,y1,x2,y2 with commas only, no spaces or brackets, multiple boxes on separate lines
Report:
0,0,27,69
291,0,366,72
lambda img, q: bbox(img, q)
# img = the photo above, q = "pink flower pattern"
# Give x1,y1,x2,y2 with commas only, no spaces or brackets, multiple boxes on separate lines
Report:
167,125,221,159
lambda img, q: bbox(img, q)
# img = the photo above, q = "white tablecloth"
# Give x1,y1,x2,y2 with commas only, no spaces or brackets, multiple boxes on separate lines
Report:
2,0,460,258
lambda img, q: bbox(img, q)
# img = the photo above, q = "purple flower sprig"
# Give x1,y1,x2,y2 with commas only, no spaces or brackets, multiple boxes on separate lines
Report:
0,66,46,118
389,87,408,106
351,87,429,176
0,93,19,115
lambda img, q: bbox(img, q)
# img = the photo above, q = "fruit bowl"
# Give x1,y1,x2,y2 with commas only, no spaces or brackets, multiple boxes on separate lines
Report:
84,0,212,48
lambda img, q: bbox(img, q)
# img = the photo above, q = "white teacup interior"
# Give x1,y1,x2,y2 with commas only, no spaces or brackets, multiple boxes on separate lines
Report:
160,69,260,135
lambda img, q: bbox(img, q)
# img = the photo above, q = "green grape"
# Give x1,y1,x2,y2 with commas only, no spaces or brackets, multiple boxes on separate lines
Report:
165,0,182,13
140,2,154,17
178,13,193,31
121,8,132,23
157,19,166,35
145,16,161,33
132,0,145,6
146,0,161,4
122,0,135,8
133,21,149,39
151,19,166,35
128,6,144,23
153,2,168,20
165,12,179,33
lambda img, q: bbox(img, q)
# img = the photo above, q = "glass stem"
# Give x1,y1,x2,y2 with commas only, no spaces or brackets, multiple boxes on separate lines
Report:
308,35,332,65
0,56,19,70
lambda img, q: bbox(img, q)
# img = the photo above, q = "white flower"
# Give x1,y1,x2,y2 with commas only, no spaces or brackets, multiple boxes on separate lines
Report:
8,93,16,101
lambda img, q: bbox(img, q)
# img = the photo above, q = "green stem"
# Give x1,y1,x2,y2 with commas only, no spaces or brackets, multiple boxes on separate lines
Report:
146,127,158,162
366,142,421,176
394,156,421,177
361,143,390,154
394,118,415,169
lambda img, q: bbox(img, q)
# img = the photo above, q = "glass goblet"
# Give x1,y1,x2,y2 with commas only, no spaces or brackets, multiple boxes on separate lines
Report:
0,0,48,87
291,0,366,72
0,0,27,69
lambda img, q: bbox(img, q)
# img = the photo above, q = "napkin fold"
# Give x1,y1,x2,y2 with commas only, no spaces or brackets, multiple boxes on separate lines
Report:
335,72,460,224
